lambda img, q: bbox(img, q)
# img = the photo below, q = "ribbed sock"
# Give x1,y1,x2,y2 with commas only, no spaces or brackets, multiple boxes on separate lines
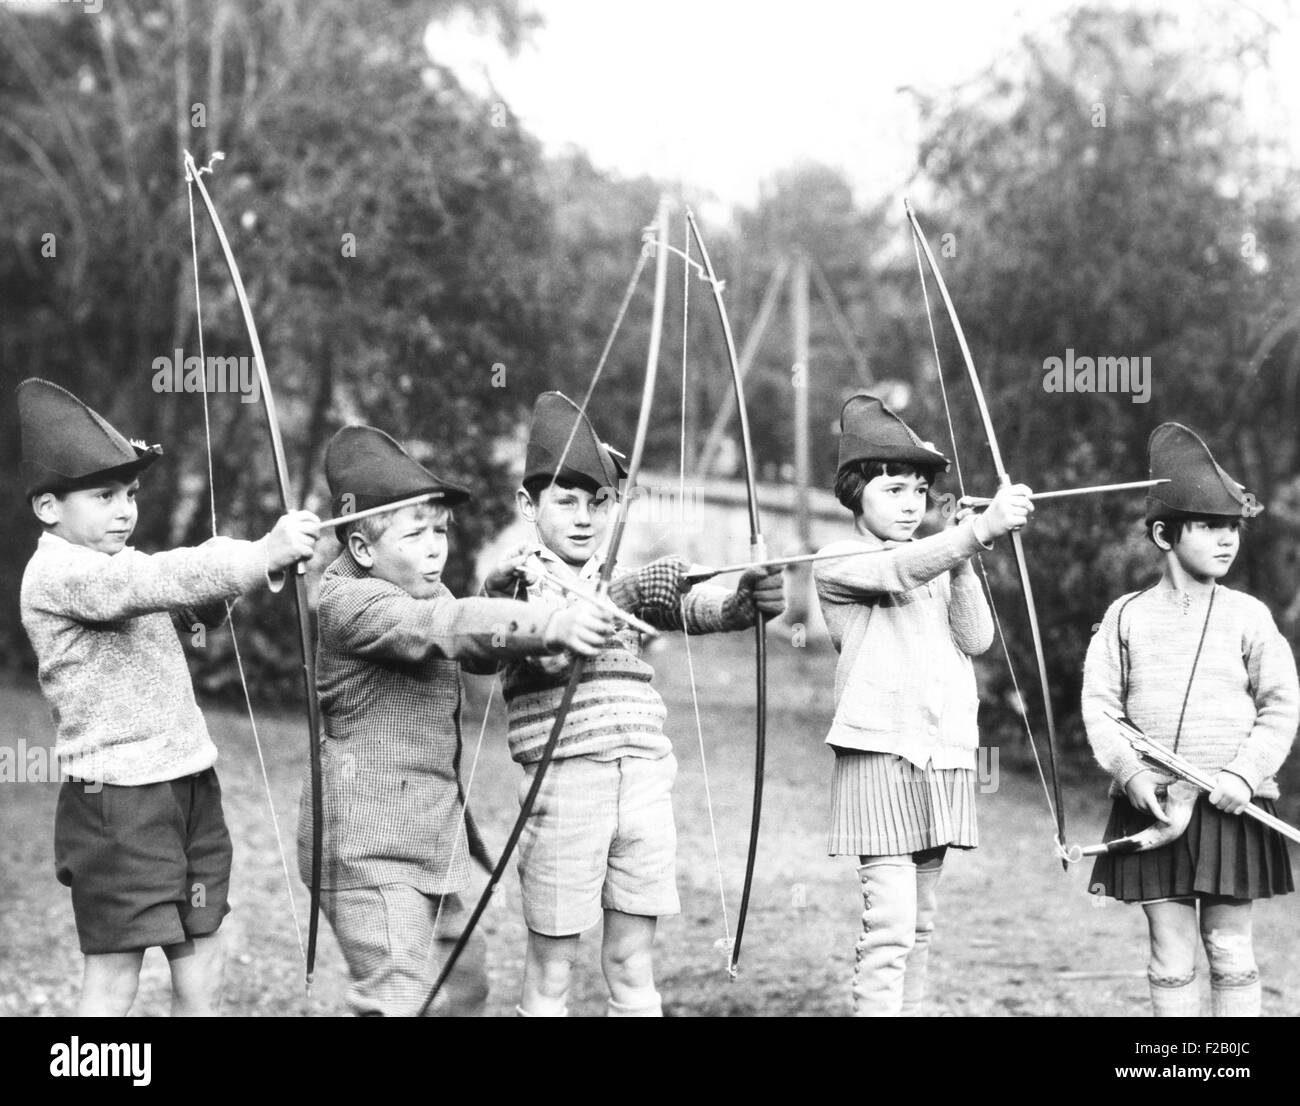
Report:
1211,972,1261,1017
1149,972,1199,1017
607,990,663,1017
516,1002,568,1017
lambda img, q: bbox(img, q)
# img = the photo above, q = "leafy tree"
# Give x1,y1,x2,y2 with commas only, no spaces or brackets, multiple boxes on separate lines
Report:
899,5,1300,754
0,0,554,697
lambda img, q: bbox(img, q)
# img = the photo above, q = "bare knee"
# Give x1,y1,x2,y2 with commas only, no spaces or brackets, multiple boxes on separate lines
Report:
600,911,657,996
1201,901,1256,981
166,933,225,1016
522,931,579,1012
79,952,143,1017
1144,901,1197,980
1202,928,1257,980
602,940,653,993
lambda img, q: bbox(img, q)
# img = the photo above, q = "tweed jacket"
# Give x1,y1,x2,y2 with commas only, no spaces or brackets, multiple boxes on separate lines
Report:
297,553,555,893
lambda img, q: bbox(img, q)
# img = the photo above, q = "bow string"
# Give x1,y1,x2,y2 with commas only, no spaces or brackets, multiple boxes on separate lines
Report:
685,210,769,977
183,150,326,987
904,198,1069,865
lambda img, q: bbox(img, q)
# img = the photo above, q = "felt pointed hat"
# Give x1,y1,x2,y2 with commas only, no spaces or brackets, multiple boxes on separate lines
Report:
1144,422,1262,524
325,426,470,534
523,392,627,493
836,393,949,475
18,378,162,499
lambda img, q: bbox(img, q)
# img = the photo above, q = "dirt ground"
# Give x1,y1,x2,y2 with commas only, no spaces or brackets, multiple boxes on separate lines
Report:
2,633,1296,1018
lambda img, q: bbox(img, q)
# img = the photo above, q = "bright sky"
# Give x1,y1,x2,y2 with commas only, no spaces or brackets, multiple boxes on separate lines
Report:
427,0,1299,210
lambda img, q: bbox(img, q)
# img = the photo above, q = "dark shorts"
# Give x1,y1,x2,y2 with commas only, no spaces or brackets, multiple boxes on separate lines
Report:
54,768,233,954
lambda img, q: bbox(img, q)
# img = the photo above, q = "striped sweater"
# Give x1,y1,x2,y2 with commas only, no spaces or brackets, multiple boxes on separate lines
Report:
501,548,754,763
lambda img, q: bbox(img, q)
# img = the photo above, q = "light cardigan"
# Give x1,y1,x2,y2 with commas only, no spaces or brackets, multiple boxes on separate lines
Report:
20,530,277,785
813,516,994,768
1083,581,1298,800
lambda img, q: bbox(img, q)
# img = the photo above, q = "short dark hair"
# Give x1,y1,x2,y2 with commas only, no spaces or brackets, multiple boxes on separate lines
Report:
521,473,615,505
834,460,941,516
1147,514,1244,548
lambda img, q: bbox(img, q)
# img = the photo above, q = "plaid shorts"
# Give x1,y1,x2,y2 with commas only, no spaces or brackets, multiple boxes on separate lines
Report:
321,885,487,1017
517,752,679,936
54,769,232,954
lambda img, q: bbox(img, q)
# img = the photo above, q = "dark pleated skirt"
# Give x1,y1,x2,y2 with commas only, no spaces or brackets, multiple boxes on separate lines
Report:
1089,793,1295,903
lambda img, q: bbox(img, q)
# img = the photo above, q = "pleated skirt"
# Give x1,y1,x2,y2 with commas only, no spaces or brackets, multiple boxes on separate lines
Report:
828,751,978,857
1089,794,1294,903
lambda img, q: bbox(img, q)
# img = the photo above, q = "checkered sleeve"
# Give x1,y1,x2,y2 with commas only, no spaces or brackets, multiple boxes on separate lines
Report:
610,556,754,635
606,556,688,616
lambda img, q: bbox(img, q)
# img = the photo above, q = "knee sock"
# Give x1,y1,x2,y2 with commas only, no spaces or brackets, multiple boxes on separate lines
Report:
1204,930,1260,1018
902,862,942,1017
1149,972,1199,1017
607,989,663,1017
517,1000,568,1017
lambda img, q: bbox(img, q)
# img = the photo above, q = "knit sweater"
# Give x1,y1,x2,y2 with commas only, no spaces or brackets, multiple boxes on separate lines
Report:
813,516,994,768
1083,581,1299,800
501,548,754,764
20,530,276,785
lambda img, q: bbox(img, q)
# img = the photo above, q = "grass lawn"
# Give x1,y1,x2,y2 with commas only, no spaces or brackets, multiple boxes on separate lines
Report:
2,633,1297,1017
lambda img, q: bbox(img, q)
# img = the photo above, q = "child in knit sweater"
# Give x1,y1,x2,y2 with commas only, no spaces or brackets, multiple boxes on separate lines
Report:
484,392,784,1017
812,394,1032,1017
17,379,321,1015
1083,422,1298,1017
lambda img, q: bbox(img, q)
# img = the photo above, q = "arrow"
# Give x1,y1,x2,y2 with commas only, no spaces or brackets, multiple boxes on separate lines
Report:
958,478,1168,509
684,548,866,585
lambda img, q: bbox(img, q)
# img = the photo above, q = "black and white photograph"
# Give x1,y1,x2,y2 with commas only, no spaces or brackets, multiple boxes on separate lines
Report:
1,0,1298,1053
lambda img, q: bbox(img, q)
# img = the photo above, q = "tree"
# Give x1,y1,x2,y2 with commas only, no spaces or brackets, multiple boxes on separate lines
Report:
899,5,1300,748
0,0,555,696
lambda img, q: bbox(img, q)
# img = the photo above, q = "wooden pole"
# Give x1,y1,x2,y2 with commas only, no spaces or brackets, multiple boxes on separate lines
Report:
790,255,811,625
697,259,788,476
